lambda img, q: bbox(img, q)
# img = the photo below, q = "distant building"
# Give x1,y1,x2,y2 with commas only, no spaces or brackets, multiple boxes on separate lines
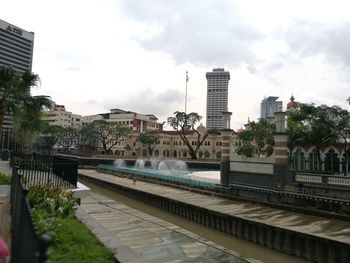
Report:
206,68,230,130
42,104,82,127
82,108,163,132
260,96,283,123
0,19,35,149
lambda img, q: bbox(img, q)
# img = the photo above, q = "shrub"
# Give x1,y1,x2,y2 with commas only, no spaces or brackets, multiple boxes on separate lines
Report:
0,172,11,185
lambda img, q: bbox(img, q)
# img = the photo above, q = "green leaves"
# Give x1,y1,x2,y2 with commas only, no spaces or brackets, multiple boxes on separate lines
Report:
137,130,160,156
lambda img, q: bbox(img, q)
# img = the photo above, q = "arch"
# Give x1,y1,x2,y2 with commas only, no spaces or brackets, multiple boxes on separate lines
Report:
292,148,306,170
216,151,221,159
204,150,210,159
173,150,177,157
308,148,318,171
183,150,187,158
154,149,160,157
324,148,340,173
342,149,350,175
115,150,120,156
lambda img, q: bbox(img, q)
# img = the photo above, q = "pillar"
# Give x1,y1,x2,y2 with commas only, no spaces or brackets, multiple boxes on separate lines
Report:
221,111,233,186
273,112,290,188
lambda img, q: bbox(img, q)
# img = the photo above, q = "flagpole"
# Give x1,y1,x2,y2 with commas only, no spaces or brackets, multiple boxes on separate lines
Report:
185,71,188,114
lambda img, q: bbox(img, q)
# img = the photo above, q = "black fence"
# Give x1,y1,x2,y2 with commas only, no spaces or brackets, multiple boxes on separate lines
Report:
10,167,51,263
10,152,78,188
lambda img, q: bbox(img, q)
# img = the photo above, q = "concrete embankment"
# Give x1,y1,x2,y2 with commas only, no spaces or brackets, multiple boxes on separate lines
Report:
79,169,350,263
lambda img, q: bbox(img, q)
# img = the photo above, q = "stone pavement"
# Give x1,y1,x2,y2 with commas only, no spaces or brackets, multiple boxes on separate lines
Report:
77,192,256,263
79,169,350,245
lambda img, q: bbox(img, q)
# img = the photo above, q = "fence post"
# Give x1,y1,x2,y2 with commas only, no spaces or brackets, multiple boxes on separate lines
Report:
38,235,51,263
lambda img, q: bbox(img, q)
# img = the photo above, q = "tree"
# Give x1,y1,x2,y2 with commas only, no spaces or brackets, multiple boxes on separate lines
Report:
289,104,337,170
83,120,131,154
0,67,40,148
136,130,159,157
329,106,350,175
236,119,275,157
36,123,64,153
167,111,208,159
286,114,304,157
13,95,52,152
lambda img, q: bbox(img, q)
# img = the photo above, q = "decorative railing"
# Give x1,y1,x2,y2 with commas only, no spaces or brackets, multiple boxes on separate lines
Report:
10,167,51,263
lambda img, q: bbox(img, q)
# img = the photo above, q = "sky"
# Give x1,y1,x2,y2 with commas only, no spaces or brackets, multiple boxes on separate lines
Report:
2,0,350,130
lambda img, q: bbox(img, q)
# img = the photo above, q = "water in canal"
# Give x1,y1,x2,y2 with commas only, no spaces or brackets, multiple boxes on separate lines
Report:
80,179,310,263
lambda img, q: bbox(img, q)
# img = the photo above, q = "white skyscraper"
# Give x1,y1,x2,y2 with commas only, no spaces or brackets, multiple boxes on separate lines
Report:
206,68,230,130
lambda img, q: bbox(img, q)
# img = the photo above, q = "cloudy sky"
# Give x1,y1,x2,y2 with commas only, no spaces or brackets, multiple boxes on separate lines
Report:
2,0,350,130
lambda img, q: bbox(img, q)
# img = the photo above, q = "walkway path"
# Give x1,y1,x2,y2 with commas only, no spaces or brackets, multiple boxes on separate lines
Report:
79,169,350,245
77,192,255,263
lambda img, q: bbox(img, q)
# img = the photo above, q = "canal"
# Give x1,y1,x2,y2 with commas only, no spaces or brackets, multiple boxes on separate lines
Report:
80,179,310,263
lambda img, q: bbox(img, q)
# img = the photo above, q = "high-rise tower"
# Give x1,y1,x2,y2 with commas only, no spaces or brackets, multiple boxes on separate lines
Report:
260,96,283,123
0,19,34,72
206,68,230,129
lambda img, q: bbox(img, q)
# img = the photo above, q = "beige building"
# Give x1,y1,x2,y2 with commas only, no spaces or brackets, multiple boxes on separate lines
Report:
42,104,82,127
109,124,239,160
82,108,163,132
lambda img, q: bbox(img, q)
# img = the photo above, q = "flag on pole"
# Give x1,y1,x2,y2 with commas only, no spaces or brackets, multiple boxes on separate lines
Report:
186,71,189,82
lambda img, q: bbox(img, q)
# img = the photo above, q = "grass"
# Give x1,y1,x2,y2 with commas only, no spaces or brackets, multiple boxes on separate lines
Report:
0,172,11,185
49,217,116,263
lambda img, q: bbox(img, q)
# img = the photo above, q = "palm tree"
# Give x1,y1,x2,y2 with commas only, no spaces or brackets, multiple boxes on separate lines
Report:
0,66,40,148
13,95,52,152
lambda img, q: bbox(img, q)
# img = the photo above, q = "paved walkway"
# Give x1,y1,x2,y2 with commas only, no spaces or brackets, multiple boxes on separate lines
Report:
78,192,255,263
79,169,350,245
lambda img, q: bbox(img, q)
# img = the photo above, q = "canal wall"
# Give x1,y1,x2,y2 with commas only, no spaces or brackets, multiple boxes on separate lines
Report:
79,172,350,263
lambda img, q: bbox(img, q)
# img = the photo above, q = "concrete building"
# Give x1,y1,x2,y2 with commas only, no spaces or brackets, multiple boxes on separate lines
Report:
42,104,82,127
110,124,239,160
0,19,34,72
260,96,283,123
82,108,163,133
206,68,230,130
0,19,35,149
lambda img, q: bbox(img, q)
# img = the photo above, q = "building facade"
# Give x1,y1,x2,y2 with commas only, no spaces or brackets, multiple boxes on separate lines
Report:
82,108,163,132
0,19,35,149
206,68,230,130
260,96,283,123
0,19,34,73
42,104,82,127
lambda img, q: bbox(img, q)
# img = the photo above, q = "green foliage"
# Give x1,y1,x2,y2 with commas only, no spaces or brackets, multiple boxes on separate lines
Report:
0,67,49,150
37,123,64,151
237,119,275,157
235,144,255,157
28,184,77,218
167,111,208,159
32,208,61,241
137,130,160,156
49,217,115,263
0,172,11,184
288,104,338,169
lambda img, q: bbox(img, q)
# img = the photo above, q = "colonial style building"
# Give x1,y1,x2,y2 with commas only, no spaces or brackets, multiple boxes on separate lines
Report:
108,124,239,160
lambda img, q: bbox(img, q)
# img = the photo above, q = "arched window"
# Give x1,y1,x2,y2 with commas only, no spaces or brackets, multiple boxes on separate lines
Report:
204,151,210,158
308,149,318,171
216,151,221,159
292,148,305,170
154,150,160,157
173,150,177,157
325,149,340,173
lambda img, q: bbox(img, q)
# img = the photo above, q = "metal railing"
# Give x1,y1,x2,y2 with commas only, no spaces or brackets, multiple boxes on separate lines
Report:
10,167,51,263
10,152,78,188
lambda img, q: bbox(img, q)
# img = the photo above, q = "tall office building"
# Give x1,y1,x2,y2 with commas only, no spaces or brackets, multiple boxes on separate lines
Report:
0,19,34,72
0,19,34,149
260,96,283,123
206,68,230,129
